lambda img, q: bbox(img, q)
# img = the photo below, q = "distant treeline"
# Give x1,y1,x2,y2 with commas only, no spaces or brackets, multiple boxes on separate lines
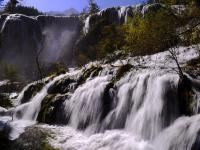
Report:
0,1,43,16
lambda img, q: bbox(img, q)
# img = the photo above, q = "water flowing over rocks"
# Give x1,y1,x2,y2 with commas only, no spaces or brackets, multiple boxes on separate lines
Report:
0,3,200,150
0,3,174,80
0,45,200,150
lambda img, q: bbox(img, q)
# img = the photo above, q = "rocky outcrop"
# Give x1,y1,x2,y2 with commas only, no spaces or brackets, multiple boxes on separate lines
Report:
83,3,163,34
0,14,82,80
0,126,56,150
36,15,82,30
0,14,42,80
0,80,22,93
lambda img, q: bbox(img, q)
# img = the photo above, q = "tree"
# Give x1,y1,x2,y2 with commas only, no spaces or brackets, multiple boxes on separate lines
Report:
81,6,89,15
4,0,20,13
10,0,19,7
88,0,100,15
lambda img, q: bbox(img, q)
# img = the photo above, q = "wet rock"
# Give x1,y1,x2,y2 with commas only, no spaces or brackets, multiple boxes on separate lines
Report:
48,77,75,94
101,82,115,121
0,80,22,93
184,57,200,77
37,94,69,124
20,82,45,104
0,94,13,108
0,126,57,150
115,64,133,81
77,66,103,85
178,75,193,116
192,131,200,150
0,121,11,150
1,14,42,80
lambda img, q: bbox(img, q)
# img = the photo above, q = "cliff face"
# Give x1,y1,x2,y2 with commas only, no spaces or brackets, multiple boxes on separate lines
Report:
0,14,82,80
0,3,178,80
36,15,82,64
83,3,163,34
0,14,42,80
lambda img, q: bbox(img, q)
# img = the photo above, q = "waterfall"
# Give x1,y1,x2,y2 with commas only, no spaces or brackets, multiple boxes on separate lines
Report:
64,76,112,130
83,16,90,34
14,74,68,121
124,73,179,140
154,115,200,150
1,45,200,149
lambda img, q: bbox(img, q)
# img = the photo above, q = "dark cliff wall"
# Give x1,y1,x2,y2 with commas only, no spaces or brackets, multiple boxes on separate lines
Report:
0,14,82,81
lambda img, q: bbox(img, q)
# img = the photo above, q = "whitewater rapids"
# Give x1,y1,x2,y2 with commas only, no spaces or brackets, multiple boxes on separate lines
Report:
0,45,200,150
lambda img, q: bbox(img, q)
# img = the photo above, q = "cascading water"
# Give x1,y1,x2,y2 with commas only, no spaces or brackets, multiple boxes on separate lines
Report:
154,115,200,150
1,46,200,149
0,74,71,140
67,76,112,130
14,73,73,121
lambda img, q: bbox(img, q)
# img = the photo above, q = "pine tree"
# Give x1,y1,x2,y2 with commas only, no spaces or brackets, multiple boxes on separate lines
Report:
4,0,20,13
88,0,100,15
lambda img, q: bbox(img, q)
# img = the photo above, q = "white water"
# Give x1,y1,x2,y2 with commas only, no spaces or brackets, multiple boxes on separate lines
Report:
124,73,179,140
0,46,200,149
0,74,70,140
18,74,67,121
83,16,90,34
154,115,200,150
44,125,154,150
43,71,200,150
67,76,111,130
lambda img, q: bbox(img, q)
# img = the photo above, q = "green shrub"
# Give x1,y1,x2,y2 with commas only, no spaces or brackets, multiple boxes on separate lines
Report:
47,62,67,76
115,64,133,81
0,94,13,108
123,8,179,56
0,63,19,82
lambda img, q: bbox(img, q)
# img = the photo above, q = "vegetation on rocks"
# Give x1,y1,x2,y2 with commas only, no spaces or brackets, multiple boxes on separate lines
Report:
184,56,200,77
0,126,58,150
0,94,12,108
48,77,74,94
114,64,133,81
0,63,19,82
76,1,200,66
77,65,103,85
37,94,67,124
20,82,45,104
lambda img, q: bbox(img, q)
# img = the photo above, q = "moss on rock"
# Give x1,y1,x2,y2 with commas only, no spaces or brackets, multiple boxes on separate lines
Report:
184,57,200,77
48,77,75,94
21,82,45,104
115,64,132,81
0,126,58,150
37,94,67,124
77,66,103,85
0,94,13,108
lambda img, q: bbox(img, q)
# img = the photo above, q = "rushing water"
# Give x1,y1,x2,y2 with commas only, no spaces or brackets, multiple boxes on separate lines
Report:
0,46,200,150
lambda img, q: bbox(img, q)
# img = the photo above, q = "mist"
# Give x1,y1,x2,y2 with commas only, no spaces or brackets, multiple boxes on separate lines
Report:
0,14,82,81
41,26,78,64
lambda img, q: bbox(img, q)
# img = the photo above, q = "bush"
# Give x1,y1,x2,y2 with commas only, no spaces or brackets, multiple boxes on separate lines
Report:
75,4,200,65
0,63,19,82
123,8,179,56
44,62,67,76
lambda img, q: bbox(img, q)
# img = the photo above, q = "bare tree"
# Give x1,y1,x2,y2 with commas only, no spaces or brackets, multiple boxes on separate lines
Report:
168,46,184,79
35,37,44,81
